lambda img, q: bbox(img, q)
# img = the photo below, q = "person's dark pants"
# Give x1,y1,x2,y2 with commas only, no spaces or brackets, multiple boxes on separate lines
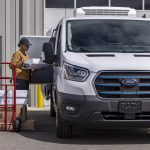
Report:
16,78,29,120
16,78,29,90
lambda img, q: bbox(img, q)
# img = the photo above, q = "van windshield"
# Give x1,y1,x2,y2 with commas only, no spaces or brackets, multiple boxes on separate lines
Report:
66,19,150,53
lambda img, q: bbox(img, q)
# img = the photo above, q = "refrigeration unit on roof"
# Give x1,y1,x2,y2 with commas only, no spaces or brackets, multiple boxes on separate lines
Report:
73,6,136,17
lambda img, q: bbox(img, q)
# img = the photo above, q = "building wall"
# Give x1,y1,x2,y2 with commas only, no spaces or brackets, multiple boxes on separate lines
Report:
22,0,44,35
137,10,150,18
44,8,73,35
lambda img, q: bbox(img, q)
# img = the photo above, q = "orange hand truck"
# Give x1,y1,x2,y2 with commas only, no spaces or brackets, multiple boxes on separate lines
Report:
0,62,21,131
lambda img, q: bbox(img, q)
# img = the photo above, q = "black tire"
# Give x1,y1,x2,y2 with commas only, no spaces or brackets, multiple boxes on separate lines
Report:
50,98,56,117
56,112,72,138
14,118,21,132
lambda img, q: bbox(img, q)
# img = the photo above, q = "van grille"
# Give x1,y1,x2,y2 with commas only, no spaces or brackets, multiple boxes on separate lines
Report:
94,71,150,98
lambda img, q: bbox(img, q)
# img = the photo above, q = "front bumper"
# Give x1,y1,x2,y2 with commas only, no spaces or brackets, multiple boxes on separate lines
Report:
57,92,150,128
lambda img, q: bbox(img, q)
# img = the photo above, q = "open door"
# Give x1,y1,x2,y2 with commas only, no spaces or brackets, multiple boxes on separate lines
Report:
20,35,53,84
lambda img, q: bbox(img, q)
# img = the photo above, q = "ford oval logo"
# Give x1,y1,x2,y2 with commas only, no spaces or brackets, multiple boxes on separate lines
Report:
120,79,139,87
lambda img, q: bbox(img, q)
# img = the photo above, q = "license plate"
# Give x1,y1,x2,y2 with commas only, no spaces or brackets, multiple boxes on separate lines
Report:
119,101,141,113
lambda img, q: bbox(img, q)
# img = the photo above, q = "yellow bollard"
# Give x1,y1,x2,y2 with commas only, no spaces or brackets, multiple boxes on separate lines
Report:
37,84,44,108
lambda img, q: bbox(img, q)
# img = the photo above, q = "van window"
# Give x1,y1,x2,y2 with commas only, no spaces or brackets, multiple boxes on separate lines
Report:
67,20,150,53
55,24,62,65
56,25,61,51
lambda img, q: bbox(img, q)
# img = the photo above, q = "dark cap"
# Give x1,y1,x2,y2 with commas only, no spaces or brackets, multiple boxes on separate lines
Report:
18,37,32,47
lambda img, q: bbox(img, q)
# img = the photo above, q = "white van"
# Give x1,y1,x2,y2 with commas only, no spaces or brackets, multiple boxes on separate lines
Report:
42,7,150,138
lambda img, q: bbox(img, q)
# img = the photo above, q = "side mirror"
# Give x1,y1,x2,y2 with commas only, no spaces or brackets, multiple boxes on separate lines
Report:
43,42,55,64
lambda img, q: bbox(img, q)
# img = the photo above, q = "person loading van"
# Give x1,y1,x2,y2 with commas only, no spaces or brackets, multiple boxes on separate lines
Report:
10,37,32,90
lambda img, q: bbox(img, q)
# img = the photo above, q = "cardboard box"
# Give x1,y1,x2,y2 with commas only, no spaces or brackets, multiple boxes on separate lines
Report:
21,120,36,131
0,105,27,131
0,123,13,131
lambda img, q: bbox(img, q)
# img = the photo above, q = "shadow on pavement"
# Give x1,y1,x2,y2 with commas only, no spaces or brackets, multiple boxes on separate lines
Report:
20,110,150,145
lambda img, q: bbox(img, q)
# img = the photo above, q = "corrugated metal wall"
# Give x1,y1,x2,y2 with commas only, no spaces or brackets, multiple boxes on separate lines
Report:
0,0,44,107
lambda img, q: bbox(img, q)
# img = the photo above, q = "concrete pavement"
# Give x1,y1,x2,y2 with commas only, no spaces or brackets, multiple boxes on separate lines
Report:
1,106,150,150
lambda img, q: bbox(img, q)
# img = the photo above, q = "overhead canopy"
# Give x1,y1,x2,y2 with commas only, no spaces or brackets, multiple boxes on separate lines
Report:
45,0,143,10
45,0,108,8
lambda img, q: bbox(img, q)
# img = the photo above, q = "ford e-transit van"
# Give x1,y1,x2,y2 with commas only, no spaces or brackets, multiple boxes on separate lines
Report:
43,7,150,138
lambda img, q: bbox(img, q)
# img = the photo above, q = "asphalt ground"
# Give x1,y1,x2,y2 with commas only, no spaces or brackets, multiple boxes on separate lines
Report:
1,107,150,150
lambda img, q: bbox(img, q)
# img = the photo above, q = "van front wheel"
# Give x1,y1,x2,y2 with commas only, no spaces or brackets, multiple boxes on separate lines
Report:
56,112,72,138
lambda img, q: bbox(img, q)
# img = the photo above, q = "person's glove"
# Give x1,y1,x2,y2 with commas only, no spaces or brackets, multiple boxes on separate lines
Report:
22,63,30,68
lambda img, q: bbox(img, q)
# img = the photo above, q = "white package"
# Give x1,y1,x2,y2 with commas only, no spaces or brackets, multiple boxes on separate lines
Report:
23,58,49,69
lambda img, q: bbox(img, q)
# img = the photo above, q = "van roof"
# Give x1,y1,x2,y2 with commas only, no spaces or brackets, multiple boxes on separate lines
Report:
65,16,150,22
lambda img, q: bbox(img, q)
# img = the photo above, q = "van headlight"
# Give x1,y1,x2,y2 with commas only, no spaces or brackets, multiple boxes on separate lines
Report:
64,62,89,82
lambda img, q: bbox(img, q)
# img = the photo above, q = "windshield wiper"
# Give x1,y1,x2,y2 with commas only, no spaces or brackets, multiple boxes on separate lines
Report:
117,50,150,53
129,45,150,48
107,43,150,48
68,45,90,52
107,43,123,45
72,47,90,52
79,47,90,52
107,43,131,48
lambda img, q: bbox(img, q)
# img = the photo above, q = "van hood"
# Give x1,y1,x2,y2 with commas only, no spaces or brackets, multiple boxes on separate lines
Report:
64,52,150,72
